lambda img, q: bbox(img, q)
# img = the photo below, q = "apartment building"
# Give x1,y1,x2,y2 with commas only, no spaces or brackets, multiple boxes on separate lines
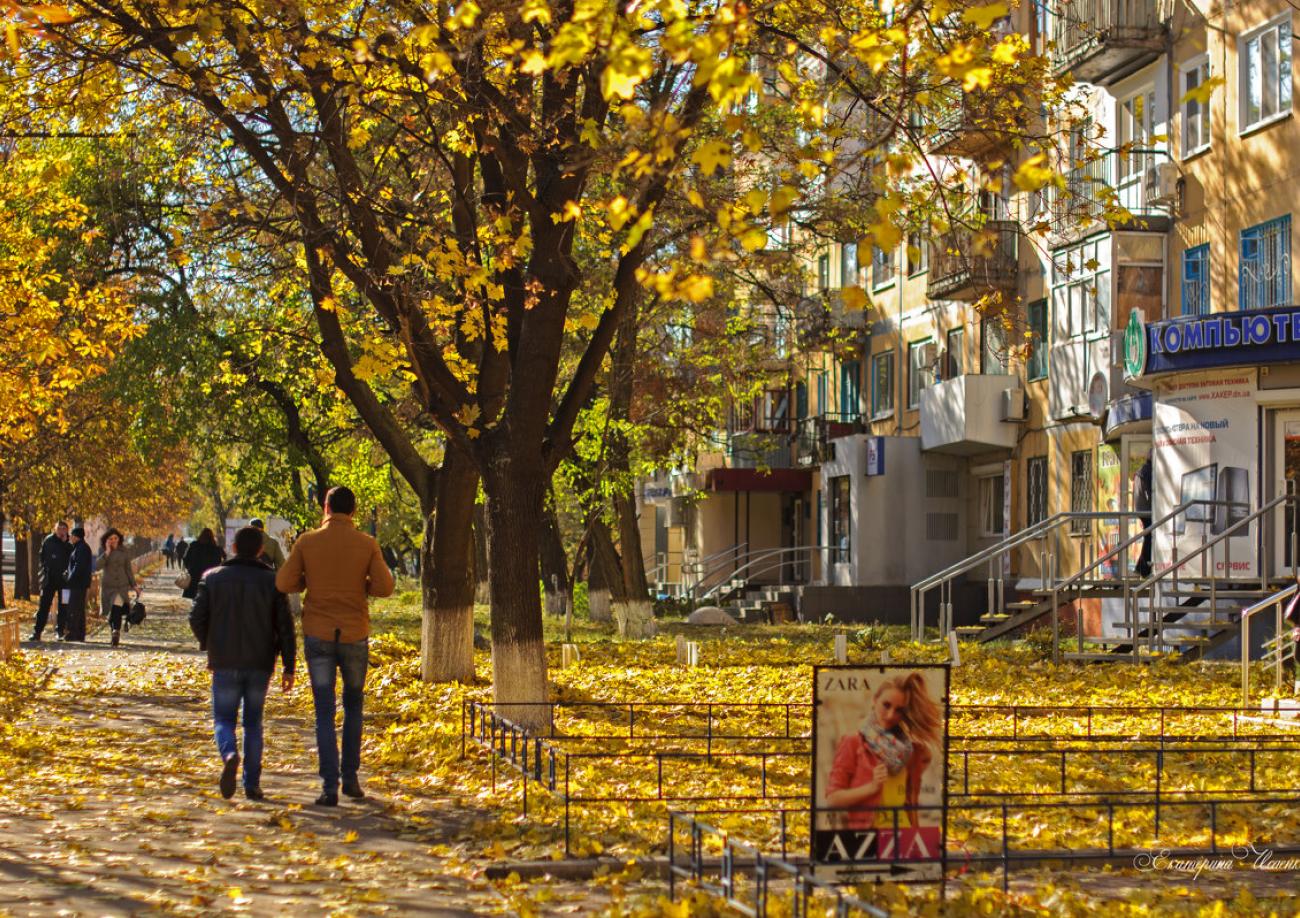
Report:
643,0,1300,628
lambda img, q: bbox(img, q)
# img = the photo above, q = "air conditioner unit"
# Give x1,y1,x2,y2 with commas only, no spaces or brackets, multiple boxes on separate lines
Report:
1001,387,1026,422
1143,162,1179,206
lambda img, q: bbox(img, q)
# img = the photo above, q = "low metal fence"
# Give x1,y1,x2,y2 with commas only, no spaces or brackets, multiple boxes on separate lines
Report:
0,609,22,661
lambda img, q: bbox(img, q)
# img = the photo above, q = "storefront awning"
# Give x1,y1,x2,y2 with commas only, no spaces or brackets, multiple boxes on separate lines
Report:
1104,391,1152,439
706,468,813,492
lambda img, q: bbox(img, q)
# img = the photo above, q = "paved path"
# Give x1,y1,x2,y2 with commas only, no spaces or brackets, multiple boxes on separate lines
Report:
0,570,511,917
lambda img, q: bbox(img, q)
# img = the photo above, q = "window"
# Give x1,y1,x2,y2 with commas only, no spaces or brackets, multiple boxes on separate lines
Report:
871,245,895,289
1027,456,1048,527
1182,244,1210,316
839,359,861,419
1051,239,1111,340
1240,15,1292,133
907,339,933,409
1026,299,1048,380
817,252,831,291
907,231,928,276
1118,90,1155,181
945,327,964,380
1070,449,1093,534
815,370,827,415
840,242,858,288
979,474,1006,537
1241,216,1291,309
1181,57,1211,155
870,351,894,419
830,476,851,562
795,381,808,419
981,318,1007,374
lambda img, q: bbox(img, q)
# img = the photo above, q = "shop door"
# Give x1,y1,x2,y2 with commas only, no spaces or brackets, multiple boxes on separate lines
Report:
1274,410,1300,576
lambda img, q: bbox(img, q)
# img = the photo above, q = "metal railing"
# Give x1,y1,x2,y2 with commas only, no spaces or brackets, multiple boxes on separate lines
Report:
926,220,1019,301
910,510,1146,641
1052,0,1169,67
1241,583,1300,705
694,545,825,604
1045,148,1171,230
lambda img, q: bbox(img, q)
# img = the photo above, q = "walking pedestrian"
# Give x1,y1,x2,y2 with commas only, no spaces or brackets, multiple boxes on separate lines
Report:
276,486,394,806
182,529,225,600
96,528,139,647
1133,456,1154,578
30,522,71,642
189,526,296,800
175,536,190,567
63,527,94,642
162,533,176,570
248,518,286,570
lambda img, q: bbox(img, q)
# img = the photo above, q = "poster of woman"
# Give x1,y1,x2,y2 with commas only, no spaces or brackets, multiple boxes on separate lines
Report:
811,665,948,881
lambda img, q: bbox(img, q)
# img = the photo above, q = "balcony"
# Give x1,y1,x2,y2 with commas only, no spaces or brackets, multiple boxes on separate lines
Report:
794,413,863,467
927,221,1019,301
920,374,1020,455
1045,148,1173,247
929,93,1019,160
1051,0,1170,86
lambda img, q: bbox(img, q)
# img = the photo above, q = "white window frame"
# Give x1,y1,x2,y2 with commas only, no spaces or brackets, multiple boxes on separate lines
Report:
1239,13,1293,136
907,338,933,409
1180,55,1212,158
1118,88,1156,183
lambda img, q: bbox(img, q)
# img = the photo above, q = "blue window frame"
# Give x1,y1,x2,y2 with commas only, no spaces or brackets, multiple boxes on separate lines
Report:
1182,245,1210,316
1240,216,1290,310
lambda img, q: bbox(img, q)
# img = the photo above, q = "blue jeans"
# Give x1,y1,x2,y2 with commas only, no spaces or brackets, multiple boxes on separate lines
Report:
211,669,272,789
305,635,369,792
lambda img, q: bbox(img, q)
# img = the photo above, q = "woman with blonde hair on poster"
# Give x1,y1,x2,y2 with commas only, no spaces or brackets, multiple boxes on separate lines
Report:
825,671,943,830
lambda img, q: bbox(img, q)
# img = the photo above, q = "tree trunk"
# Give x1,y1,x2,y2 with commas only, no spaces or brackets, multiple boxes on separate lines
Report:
27,533,42,600
473,504,490,604
540,498,569,616
481,448,549,729
421,448,478,684
606,288,651,607
616,491,650,600
587,518,626,622
14,535,30,600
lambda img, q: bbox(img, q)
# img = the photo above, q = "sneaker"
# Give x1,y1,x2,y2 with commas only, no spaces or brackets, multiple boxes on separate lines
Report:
314,792,338,807
111,630,121,647
220,754,240,799
244,786,265,801
341,779,366,800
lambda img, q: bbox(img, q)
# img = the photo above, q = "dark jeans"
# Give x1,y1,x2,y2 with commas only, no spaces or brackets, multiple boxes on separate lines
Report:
211,669,272,789
65,590,87,642
305,635,368,792
33,582,67,638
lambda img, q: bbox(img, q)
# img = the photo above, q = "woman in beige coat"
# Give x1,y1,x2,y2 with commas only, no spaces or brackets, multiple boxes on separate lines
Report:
96,528,139,647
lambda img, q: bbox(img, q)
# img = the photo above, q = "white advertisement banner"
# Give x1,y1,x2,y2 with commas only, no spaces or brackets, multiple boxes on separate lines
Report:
1151,370,1258,578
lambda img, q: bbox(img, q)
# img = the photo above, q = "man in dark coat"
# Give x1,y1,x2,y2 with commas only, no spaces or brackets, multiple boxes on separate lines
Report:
189,526,296,801
1133,456,1154,578
30,522,71,641
63,527,94,642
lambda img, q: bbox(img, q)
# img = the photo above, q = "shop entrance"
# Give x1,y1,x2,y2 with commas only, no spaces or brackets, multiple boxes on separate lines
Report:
1273,409,1300,576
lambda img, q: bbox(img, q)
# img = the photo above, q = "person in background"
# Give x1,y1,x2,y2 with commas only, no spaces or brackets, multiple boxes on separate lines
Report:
162,533,176,569
63,527,94,643
248,518,286,570
190,526,296,801
175,536,190,568
182,528,225,600
1133,456,1154,578
30,522,71,642
276,486,395,806
96,528,140,647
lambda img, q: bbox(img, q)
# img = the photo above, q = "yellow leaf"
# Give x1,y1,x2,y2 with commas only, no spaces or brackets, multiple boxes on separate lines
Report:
1013,153,1054,192
962,2,1008,30
343,830,359,844
691,140,732,176
1179,75,1225,108
840,286,869,312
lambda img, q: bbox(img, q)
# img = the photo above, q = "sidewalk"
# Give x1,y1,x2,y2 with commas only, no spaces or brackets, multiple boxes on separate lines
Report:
0,570,510,916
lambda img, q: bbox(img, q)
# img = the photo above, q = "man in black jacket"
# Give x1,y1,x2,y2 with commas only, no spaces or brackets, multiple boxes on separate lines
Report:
30,522,71,641
63,527,94,642
189,526,296,801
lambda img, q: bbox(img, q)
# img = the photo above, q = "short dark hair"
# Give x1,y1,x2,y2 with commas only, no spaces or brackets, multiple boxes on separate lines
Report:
71,526,86,539
249,517,265,530
324,486,357,516
233,526,264,559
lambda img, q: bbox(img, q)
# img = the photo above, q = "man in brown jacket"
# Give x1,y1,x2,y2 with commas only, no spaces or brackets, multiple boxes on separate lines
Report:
276,486,395,806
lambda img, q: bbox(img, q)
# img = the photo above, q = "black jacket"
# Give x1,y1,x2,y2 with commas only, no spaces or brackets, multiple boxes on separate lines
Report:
183,542,225,599
189,558,295,673
39,534,72,590
64,540,94,590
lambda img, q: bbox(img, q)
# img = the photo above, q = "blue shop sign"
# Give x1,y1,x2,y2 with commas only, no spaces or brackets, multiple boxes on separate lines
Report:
1128,305,1300,376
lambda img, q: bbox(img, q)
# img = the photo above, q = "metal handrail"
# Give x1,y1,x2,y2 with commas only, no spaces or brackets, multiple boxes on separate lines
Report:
910,511,1146,641
695,545,824,605
1127,489,1298,659
1241,583,1299,704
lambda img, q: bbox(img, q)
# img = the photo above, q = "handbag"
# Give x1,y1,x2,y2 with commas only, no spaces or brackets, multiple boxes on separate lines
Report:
175,571,191,590
127,601,146,626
